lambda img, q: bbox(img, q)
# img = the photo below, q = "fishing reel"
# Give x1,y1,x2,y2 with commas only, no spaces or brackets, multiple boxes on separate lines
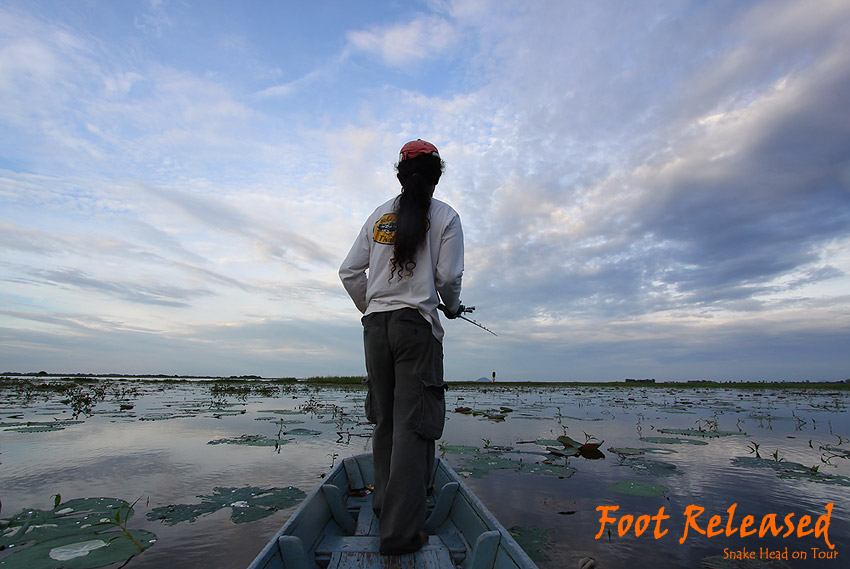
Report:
438,304,497,336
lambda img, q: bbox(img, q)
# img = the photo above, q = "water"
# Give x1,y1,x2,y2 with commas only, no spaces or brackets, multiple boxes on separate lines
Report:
1,379,847,568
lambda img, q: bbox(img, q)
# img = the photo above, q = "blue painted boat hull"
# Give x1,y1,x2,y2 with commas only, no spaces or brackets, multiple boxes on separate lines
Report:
247,453,539,569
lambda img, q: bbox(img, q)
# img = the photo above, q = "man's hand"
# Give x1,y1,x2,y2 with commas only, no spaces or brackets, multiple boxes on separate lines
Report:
439,303,465,319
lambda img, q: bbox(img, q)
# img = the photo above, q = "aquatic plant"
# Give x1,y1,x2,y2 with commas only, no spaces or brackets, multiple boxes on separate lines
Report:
0,496,156,569
656,427,745,438
207,434,287,447
618,456,682,477
92,497,148,552
695,415,719,433
608,480,670,497
731,456,850,486
146,486,306,525
639,436,708,446
507,525,553,562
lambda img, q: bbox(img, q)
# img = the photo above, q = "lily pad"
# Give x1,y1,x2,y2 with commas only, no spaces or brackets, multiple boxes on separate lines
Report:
620,457,682,477
731,457,850,486
640,436,708,446
439,445,480,455
207,434,286,447
608,480,670,496
519,461,579,478
146,486,305,525
508,525,553,562
3,420,85,433
0,497,156,569
453,452,518,478
556,435,582,452
284,428,321,436
139,413,188,421
608,447,677,456
4,424,66,433
608,447,648,456
657,428,745,438
517,439,561,447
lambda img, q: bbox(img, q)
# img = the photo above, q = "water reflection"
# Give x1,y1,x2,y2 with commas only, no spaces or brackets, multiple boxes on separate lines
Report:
1,380,847,568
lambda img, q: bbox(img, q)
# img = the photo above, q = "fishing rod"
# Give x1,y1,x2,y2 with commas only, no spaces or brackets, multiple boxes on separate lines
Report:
438,304,498,337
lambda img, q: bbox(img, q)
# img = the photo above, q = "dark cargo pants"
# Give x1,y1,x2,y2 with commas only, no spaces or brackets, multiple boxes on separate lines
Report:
362,308,446,554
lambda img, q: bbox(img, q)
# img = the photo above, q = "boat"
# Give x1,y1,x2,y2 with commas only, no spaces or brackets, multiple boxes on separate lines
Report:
247,452,540,569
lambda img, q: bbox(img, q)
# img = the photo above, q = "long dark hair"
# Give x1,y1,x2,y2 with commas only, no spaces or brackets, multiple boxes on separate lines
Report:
390,153,445,281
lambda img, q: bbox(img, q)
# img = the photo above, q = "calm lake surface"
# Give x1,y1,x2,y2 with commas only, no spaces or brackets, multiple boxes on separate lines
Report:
1,379,848,568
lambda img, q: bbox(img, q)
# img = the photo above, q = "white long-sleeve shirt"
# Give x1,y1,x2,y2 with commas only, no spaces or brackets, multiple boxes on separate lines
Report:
339,196,464,342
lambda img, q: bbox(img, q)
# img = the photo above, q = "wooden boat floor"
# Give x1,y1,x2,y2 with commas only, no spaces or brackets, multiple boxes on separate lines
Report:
315,494,462,569
322,536,453,569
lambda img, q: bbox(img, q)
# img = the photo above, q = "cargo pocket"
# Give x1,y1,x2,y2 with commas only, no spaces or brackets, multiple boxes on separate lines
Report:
363,378,377,424
415,378,447,440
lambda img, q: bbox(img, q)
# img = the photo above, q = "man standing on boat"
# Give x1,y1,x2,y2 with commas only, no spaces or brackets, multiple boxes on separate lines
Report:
339,139,465,555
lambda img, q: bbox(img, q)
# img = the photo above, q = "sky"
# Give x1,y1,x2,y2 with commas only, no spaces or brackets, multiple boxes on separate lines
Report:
1,0,849,382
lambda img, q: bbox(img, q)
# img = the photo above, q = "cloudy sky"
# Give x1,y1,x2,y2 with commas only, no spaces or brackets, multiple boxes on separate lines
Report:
2,0,849,381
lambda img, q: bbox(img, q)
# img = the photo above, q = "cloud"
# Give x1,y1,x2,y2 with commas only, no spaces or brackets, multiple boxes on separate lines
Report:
131,181,335,267
2,1,850,380
133,0,172,37
0,310,363,377
347,15,460,67
20,267,210,308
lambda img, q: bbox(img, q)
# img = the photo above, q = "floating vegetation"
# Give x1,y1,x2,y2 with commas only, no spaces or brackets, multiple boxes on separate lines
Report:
452,405,512,421
2,419,86,433
138,412,192,421
453,452,519,478
207,434,286,447
0,496,156,569
618,457,682,477
657,428,745,438
656,406,695,414
439,444,481,455
208,381,279,399
639,436,709,445
508,525,554,562
208,408,247,418
519,460,579,478
608,447,648,456
608,480,670,497
2,379,849,568
516,439,561,447
146,486,305,525
555,435,582,454
285,428,322,436
607,447,677,456
445,442,581,479
731,457,850,486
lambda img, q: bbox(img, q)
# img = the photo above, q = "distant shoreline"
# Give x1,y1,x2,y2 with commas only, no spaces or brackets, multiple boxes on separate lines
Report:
2,372,848,390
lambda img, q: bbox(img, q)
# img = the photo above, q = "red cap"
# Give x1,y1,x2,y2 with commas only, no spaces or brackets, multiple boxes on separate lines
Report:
399,139,440,162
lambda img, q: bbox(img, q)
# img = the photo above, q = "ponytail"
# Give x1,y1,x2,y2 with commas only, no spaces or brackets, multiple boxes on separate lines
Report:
390,154,444,281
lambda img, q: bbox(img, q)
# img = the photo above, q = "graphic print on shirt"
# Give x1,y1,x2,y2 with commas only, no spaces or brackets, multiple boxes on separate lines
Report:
373,213,429,244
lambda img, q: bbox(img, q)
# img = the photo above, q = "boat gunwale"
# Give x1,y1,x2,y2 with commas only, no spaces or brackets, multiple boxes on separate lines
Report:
246,452,540,569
